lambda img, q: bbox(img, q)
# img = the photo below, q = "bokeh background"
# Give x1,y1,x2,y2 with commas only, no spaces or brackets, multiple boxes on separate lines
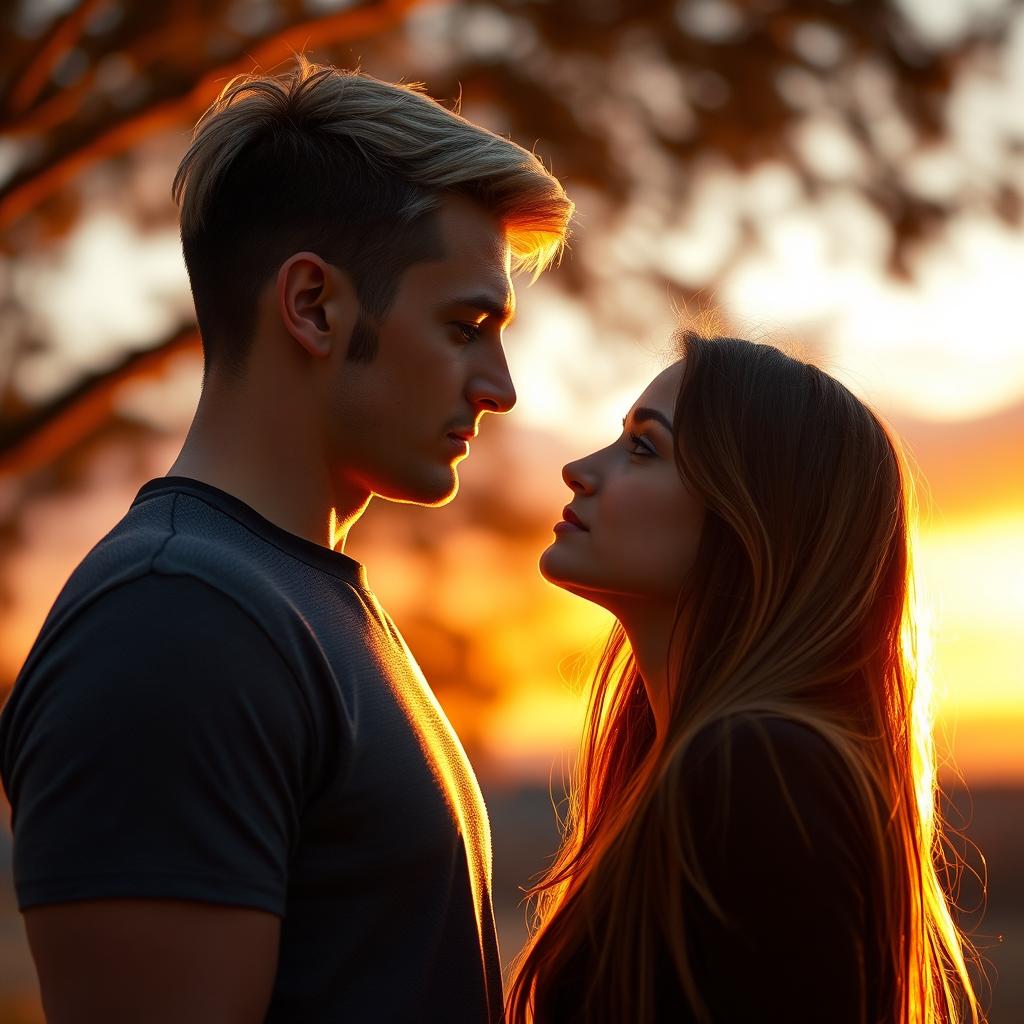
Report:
0,0,1022,1020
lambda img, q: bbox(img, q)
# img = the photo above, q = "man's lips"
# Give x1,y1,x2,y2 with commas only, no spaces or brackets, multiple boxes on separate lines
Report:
445,427,476,458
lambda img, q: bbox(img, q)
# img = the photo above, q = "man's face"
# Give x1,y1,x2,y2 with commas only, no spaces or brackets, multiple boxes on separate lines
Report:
325,195,517,506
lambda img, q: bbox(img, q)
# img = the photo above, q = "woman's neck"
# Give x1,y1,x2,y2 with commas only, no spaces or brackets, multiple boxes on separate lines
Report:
616,602,680,744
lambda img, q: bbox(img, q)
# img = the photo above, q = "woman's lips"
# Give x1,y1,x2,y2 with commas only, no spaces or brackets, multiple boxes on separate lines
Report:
554,506,589,533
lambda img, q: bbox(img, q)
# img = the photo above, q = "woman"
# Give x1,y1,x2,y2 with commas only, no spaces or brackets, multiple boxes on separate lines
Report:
507,333,981,1023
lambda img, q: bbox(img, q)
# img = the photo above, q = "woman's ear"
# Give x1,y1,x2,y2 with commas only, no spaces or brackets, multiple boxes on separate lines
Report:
276,252,357,358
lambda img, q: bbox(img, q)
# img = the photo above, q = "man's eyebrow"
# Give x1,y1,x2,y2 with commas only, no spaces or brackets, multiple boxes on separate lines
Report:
450,292,516,324
624,407,673,432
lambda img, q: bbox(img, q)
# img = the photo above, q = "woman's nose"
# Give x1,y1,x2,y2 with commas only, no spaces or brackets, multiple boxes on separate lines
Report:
562,456,597,494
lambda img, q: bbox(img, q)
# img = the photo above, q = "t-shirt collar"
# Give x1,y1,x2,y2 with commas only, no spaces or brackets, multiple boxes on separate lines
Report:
132,475,370,589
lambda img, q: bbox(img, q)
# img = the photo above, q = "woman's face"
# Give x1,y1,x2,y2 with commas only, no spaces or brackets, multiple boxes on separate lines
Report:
540,361,705,612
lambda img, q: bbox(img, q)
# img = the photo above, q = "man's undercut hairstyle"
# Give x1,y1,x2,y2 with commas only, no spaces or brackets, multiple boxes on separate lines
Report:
172,58,574,378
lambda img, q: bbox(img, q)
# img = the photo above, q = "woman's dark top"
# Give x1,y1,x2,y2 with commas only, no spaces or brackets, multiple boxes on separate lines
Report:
543,717,885,1023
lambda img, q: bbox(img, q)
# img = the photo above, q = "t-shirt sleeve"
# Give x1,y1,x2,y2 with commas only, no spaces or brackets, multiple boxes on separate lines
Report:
681,717,871,1023
3,572,314,916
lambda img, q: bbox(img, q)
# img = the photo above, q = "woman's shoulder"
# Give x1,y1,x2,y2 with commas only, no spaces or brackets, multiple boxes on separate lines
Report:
680,714,868,869
667,726,881,1020
687,713,842,769
685,714,852,797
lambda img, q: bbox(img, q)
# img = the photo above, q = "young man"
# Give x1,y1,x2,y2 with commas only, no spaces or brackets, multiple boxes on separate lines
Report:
0,59,572,1023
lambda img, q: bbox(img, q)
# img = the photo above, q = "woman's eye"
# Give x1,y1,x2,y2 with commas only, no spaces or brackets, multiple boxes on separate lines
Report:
628,432,656,457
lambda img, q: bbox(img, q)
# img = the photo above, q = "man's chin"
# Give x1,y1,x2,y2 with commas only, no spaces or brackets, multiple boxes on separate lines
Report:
377,467,460,507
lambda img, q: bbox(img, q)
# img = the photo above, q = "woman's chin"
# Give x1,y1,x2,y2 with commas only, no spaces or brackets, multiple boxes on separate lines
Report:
538,550,650,618
539,546,599,601
538,544,578,590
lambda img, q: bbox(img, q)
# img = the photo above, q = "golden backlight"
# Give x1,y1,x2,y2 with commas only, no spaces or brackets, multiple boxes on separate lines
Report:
0,442,1021,786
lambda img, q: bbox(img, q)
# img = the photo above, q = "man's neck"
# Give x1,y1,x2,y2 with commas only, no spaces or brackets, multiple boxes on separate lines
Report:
167,389,370,554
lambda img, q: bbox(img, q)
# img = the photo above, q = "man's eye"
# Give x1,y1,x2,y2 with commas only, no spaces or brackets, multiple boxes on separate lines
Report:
628,432,656,457
454,323,483,343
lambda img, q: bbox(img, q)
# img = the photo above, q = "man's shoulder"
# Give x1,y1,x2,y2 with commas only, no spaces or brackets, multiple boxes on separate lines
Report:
8,572,294,711
31,523,256,660
45,484,364,652
3,485,377,759
70,571,266,641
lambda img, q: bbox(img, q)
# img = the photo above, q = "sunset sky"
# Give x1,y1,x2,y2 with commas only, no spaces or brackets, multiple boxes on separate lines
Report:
2,4,1023,1023
1,0,1022,790
1,201,1021,784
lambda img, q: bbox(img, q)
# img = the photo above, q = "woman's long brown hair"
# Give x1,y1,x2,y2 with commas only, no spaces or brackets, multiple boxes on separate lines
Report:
506,334,982,1023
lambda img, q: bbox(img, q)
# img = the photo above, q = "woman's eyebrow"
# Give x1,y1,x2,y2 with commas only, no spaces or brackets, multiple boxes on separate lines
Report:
624,407,673,432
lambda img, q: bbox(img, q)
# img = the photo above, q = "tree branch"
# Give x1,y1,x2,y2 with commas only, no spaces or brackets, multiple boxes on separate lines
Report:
3,0,111,115
2,14,198,140
0,0,433,232
0,325,199,477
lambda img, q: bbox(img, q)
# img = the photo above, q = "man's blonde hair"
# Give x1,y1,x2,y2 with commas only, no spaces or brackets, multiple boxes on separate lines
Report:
172,57,573,372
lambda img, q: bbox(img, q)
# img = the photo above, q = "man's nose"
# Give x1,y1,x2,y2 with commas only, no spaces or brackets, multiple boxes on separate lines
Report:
468,349,516,414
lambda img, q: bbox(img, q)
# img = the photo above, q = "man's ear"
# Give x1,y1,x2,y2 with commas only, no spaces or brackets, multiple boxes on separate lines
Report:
276,252,357,358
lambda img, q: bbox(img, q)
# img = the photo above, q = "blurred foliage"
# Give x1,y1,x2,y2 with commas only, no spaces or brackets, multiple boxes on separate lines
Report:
0,0,1022,712
1,0,1022,464
0,9,1022,1020
450,0,1023,278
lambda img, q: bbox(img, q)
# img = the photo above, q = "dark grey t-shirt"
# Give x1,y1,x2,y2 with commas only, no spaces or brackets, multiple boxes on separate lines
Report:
0,476,502,1023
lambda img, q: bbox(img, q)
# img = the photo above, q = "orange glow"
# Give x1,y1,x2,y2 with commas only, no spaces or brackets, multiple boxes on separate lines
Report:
372,592,496,968
908,545,938,835
2,461,1022,787
2,6,1023,1020
0,0,426,232
915,514,1024,785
